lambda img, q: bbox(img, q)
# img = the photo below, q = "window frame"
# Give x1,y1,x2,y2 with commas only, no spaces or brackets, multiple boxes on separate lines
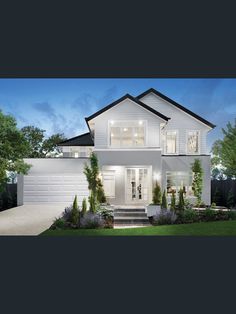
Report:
186,130,200,155
164,129,179,155
108,120,147,148
102,170,116,198
166,171,194,196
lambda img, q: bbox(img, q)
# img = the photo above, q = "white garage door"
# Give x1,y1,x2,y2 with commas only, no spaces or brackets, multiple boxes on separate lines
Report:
24,174,89,204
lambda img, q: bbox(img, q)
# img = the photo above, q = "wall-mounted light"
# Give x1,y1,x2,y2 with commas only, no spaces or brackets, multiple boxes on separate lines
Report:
139,120,143,125
123,128,128,132
154,172,161,182
111,133,114,137
134,133,138,137
110,120,114,125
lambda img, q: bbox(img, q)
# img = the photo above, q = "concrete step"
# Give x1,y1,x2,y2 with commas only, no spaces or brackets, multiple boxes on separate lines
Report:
114,212,147,217
114,218,149,224
114,208,146,213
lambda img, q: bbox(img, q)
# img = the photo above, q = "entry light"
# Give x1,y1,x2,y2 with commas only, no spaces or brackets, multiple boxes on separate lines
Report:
154,172,161,181
110,120,114,125
139,120,143,125
134,133,138,137
111,133,114,137
123,128,128,132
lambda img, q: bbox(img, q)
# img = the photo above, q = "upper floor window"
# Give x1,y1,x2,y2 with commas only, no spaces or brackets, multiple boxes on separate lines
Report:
109,120,146,148
166,130,178,154
187,131,200,154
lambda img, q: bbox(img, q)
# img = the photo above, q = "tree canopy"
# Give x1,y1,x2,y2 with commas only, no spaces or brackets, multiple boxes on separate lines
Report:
212,120,236,178
21,126,66,158
0,110,31,187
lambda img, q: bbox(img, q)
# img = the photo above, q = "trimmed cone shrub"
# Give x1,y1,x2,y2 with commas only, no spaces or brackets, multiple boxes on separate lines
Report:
170,191,176,211
70,195,80,225
81,198,87,217
161,189,168,209
178,189,185,212
152,182,161,205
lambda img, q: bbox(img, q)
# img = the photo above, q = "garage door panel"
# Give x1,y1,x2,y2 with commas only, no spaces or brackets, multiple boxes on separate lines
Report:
24,174,89,204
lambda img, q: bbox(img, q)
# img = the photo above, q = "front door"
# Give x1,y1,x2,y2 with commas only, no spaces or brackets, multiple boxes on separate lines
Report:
126,168,149,204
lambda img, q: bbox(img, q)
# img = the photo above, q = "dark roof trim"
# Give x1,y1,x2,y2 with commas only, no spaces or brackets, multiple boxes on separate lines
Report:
58,132,94,146
137,88,216,129
85,94,170,122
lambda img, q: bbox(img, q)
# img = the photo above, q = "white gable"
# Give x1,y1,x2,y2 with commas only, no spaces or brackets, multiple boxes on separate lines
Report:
139,92,210,154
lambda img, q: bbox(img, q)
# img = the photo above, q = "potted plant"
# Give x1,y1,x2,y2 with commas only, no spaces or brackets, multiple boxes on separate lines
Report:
146,182,161,217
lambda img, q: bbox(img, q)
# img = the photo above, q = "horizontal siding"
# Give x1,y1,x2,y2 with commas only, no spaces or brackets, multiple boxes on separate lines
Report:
140,93,211,154
93,99,163,148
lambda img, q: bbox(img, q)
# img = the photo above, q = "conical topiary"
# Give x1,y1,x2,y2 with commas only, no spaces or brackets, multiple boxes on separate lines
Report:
178,189,185,211
170,190,176,211
161,189,168,209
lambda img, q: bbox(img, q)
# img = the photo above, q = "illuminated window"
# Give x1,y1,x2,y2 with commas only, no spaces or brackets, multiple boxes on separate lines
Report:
110,121,145,147
166,171,193,196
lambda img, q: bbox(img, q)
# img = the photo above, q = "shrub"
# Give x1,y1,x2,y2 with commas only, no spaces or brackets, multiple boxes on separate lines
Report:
203,208,216,222
96,206,114,228
177,208,199,224
227,210,236,220
161,189,168,209
152,209,177,225
62,205,74,222
211,202,216,209
170,191,176,211
178,189,185,212
81,198,87,217
50,217,66,230
97,179,107,204
227,188,235,209
184,199,193,210
152,182,161,205
70,195,80,225
89,193,96,213
80,212,105,229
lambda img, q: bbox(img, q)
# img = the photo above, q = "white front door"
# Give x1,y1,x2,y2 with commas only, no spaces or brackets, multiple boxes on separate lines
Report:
126,168,149,204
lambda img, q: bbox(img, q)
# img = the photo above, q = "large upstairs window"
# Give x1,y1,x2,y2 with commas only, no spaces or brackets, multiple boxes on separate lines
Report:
109,120,146,148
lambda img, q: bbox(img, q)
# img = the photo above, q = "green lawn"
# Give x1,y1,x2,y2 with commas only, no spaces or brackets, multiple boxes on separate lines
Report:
42,220,236,236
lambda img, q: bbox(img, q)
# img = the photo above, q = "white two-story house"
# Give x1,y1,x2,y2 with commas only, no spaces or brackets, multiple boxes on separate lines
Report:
18,88,215,206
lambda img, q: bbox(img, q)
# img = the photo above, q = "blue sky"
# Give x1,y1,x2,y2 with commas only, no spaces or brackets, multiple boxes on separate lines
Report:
0,78,235,150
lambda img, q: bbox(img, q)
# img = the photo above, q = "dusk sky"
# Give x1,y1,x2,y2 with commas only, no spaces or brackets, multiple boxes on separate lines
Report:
0,78,235,150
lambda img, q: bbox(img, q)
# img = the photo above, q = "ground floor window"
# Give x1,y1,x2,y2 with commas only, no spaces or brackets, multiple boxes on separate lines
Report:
166,171,193,196
102,171,115,198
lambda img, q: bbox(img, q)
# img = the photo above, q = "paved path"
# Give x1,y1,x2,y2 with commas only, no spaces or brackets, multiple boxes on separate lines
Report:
0,204,66,235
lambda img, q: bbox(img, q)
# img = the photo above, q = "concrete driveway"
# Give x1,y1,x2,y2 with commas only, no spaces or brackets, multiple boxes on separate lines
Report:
0,204,67,235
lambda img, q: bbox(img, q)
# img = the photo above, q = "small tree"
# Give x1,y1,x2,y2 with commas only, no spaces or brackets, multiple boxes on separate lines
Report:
84,152,100,212
70,195,80,225
170,191,176,211
178,189,185,211
161,189,168,209
227,188,235,209
191,158,204,206
81,198,87,217
97,178,107,204
152,182,161,205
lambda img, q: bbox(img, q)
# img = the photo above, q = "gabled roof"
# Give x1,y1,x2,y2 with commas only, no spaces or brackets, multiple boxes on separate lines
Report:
137,88,216,129
58,132,94,146
85,93,170,122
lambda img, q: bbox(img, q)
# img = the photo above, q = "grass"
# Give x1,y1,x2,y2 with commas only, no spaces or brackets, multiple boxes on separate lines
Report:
42,220,236,236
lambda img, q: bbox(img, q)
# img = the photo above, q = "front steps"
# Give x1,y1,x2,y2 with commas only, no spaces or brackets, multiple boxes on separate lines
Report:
114,207,150,228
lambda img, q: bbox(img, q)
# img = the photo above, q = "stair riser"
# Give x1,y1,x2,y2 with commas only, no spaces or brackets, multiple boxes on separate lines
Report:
114,212,147,217
114,209,145,213
114,219,149,224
